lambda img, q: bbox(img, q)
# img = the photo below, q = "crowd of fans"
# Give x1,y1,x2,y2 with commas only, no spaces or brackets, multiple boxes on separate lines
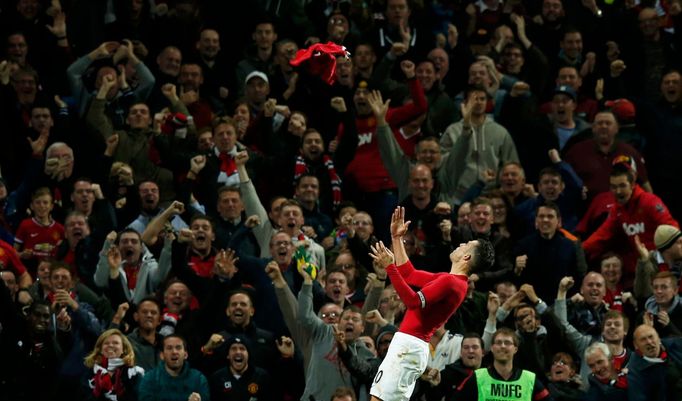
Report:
0,0,681,400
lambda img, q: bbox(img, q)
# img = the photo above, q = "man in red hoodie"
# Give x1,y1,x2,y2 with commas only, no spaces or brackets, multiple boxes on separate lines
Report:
583,163,678,287
336,60,427,241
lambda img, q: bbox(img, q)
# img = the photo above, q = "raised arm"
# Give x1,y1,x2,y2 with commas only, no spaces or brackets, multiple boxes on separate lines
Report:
296,268,327,338
140,201,185,246
554,276,592,355
390,206,410,266
371,241,420,309
85,73,117,139
237,151,272,255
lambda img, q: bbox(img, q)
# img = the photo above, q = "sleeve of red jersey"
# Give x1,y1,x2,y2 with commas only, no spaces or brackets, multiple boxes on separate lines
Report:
386,263,423,310
396,260,437,287
649,197,679,228
385,78,427,127
388,264,465,309
420,274,466,306
3,242,27,276
583,209,619,259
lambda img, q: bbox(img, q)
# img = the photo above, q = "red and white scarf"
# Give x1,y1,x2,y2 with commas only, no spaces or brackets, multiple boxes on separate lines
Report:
294,154,342,207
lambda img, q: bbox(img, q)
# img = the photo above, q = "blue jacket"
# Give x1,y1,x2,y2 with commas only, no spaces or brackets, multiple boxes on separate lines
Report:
138,361,210,401
627,336,682,401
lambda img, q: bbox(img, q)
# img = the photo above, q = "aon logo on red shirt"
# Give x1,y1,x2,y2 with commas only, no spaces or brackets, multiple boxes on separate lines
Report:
358,132,373,145
622,222,645,236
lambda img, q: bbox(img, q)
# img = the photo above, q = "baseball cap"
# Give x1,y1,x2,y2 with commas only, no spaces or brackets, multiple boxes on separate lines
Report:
245,71,269,85
611,154,637,175
605,98,636,122
554,85,577,101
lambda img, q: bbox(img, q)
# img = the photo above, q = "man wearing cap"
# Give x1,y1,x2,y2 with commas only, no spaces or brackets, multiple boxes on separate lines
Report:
539,66,598,122
656,225,682,269
565,110,651,198
500,83,589,184
208,335,273,401
634,224,682,299
244,70,270,119
583,163,678,287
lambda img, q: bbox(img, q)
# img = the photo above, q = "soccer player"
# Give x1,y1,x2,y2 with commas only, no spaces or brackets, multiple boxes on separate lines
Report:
368,206,494,401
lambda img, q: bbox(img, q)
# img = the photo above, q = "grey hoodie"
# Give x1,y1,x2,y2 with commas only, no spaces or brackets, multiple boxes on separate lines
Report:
441,116,519,202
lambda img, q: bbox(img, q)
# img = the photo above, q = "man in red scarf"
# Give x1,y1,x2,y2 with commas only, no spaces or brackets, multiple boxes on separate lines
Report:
189,116,250,215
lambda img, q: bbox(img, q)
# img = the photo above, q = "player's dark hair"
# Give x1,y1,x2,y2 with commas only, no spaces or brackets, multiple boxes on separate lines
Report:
471,239,495,272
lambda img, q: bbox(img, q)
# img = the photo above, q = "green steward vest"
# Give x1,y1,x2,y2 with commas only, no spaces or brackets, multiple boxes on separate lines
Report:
475,367,535,401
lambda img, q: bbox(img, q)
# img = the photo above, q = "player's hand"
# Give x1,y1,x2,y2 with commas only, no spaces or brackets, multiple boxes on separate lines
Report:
390,206,411,239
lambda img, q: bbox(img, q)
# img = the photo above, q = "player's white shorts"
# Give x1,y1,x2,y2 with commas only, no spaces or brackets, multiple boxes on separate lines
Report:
370,331,429,401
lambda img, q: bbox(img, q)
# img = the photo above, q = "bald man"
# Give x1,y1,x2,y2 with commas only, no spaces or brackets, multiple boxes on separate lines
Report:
628,324,682,401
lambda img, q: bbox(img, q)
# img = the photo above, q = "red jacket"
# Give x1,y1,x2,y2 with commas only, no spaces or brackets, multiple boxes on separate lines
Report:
342,78,427,192
584,185,678,280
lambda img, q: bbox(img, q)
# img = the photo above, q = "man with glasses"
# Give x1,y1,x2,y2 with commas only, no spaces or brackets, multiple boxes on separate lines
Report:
333,251,368,305
236,229,326,336
457,328,551,400
299,263,375,401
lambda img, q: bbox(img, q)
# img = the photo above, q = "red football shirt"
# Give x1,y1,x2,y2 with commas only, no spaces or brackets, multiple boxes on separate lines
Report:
387,261,468,342
15,218,65,258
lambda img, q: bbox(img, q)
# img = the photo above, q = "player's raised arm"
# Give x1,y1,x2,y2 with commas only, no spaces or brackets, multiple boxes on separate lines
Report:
390,206,411,266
